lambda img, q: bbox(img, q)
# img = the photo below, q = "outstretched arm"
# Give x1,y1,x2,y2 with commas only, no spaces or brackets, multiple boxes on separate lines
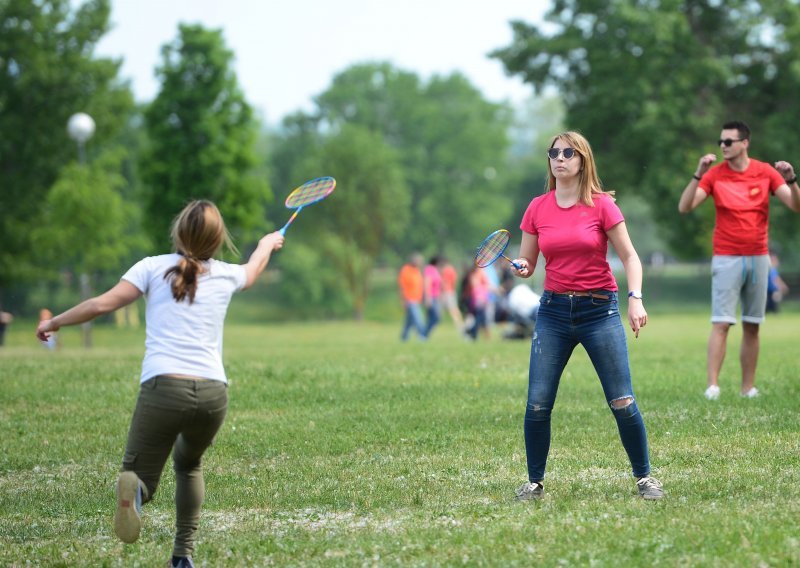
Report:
36,280,142,341
242,231,285,290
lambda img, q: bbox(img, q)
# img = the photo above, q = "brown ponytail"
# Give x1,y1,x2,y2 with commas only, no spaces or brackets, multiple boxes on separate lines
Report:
165,254,203,303
164,200,237,304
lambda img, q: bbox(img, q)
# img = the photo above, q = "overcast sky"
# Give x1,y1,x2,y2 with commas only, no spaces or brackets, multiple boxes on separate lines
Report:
95,0,550,124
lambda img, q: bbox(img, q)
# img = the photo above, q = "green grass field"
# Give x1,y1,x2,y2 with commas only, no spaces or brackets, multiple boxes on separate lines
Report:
1,310,799,567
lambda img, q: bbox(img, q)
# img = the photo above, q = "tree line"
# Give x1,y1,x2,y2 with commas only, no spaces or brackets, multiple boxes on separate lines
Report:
2,0,797,320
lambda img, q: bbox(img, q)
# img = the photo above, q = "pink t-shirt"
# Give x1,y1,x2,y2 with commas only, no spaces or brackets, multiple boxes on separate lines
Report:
698,159,783,256
520,191,624,292
424,264,442,299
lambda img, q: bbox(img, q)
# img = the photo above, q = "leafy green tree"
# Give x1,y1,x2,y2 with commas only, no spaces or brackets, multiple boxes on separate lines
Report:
315,125,409,319
268,62,518,316
275,125,409,319
140,24,271,249
31,150,145,345
314,63,513,256
502,95,564,233
272,63,513,257
0,0,133,290
492,0,800,261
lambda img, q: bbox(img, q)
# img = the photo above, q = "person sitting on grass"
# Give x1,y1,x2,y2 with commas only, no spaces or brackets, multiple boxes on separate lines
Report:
37,200,284,568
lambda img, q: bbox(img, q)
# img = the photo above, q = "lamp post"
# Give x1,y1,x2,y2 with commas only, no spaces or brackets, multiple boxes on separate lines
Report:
67,112,96,348
67,112,95,163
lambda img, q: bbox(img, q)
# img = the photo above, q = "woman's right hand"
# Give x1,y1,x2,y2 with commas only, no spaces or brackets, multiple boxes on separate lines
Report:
261,231,285,251
512,258,532,278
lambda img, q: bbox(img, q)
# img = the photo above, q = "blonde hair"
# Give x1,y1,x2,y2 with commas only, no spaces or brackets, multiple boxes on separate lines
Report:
545,131,615,206
164,200,238,303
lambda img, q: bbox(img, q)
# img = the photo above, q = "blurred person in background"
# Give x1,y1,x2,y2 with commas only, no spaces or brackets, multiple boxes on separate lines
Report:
0,304,12,346
766,250,789,313
398,253,426,342
423,255,443,337
39,308,58,350
440,258,464,331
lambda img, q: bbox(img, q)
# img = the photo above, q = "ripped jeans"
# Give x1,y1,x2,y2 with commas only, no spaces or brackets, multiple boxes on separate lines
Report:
523,290,651,482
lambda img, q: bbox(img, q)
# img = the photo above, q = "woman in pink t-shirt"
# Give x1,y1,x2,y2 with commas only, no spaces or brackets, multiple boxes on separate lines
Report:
511,131,663,502
423,256,443,337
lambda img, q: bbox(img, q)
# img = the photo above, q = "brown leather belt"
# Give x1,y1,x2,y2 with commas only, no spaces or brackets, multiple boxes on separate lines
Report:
550,291,610,300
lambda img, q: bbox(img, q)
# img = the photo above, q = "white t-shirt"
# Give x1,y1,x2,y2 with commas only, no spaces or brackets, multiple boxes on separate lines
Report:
122,254,247,384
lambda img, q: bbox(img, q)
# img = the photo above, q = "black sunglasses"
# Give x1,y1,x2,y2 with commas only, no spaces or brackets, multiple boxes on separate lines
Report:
547,147,577,160
718,138,744,147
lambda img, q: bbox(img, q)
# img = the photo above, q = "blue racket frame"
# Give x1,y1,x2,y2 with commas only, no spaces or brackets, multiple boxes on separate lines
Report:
474,229,522,270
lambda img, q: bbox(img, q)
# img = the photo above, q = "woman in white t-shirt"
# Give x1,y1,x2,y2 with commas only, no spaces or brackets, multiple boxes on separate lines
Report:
37,200,284,568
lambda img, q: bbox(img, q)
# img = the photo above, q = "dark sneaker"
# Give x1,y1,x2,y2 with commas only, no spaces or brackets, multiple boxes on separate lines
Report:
166,557,195,568
114,471,143,543
515,481,544,500
636,476,664,500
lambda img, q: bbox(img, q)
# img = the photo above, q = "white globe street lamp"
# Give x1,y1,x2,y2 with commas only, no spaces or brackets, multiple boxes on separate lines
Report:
67,112,95,163
66,112,97,348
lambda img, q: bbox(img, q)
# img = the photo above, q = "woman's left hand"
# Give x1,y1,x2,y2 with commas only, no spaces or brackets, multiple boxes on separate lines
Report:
628,300,647,338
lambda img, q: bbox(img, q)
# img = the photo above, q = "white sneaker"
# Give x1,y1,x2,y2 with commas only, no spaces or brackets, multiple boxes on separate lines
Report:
704,385,720,400
636,476,665,500
515,481,544,500
741,387,759,398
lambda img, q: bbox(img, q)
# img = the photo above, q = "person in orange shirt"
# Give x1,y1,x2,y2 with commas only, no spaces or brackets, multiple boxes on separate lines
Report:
439,259,464,330
398,253,426,341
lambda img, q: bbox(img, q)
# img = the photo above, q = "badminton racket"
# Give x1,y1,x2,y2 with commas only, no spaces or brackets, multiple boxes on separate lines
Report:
279,176,336,235
474,229,522,270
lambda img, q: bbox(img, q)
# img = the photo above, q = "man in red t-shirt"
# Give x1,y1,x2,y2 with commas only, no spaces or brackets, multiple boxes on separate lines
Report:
678,120,800,400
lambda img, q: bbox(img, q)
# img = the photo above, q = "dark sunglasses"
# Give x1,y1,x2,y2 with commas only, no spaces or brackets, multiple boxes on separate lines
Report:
718,138,743,147
547,147,577,160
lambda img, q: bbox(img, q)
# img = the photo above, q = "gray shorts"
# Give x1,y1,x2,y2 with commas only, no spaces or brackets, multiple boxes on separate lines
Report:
711,255,770,325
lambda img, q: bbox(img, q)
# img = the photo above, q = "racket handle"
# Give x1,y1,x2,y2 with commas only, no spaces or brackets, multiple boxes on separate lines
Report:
503,255,522,270
279,207,302,236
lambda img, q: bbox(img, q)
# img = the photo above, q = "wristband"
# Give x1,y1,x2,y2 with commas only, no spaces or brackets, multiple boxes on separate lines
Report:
628,291,643,300
692,174,702,181
787,176,797,185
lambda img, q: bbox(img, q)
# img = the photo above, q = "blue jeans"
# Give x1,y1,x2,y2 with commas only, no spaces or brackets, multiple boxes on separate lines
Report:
401,302,426,341
425,299,441,337
524,291,651,481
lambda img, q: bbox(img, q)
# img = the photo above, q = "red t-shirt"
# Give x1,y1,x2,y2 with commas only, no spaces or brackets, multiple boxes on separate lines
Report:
520,191,624,292
698,159,784,256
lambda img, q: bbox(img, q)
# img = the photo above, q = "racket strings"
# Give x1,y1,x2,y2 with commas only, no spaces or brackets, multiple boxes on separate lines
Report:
285,178,336,208
476,233,509,266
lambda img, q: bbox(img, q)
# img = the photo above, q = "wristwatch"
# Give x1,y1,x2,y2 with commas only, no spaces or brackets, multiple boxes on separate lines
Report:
628,290,643,300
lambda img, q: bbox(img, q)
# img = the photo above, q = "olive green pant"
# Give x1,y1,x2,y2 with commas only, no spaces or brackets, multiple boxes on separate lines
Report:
122,375,228,557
